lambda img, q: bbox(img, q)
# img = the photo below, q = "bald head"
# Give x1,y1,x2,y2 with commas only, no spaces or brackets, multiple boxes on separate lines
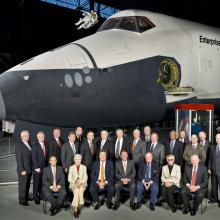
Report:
191,154,199,166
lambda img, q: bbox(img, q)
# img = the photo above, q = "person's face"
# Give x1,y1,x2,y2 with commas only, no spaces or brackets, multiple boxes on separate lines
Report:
53,129,60,138
76,127,83,136
191,135,198,144
49,157,57,167
191,156,199,166
87,132,94,141
145,153,153,163
144,127,151,136
133,130,140,139
116,130,123,138
74,157,81,166
21,132,29,142
170,131,176,140
120,152,128,161
199,132,206,141
99,152,106,162
101,131,108,140
179,131,186,139
216,134,220,145
68,134,76,143
151,134,158,143
37,133,45,143
167,157,175,166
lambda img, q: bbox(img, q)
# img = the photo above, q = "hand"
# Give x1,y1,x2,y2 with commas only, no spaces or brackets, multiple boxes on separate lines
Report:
98,181,106,189
21,171,26,176
208,169,211,175
189,185,196,192
52,186,59,192
64,168,68,173
35,168,41,173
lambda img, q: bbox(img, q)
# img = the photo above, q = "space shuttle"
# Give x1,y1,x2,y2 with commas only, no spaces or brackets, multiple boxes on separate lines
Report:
0,9,220,134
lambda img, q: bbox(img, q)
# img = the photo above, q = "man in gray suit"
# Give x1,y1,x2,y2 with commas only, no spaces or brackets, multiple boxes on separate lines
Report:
183,134,206,166
199,131,211,167
129,129,146,169
147,132,165,167
113,150,136,210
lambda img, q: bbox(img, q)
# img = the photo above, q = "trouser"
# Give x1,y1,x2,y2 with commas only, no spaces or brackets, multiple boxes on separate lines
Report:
18,173,32,204
136,181,159,206
161,185,178,209
43,189,66,209
89,183,115,203
210,175,220,202
181,187,207,211
71,186,86,207
33,172,43,202
115,181,135,203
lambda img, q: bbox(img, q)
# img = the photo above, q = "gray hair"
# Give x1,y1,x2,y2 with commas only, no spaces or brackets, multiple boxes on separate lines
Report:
20,130,29,138
74,154,82,162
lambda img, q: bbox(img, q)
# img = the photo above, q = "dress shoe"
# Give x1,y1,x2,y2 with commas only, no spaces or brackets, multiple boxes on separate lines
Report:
94,202,101,210
130,202,136,211
149,203,155,211
135,202,141,209
106,201,113,209
218,202,220,207
74,211,79,218
35,200,40,205
19,202,30,206
50,208,55,216
171,207,177,213
77,206,81,215
84,201,91,207
190,209,196,216
183,208,190,214
113,202,120,210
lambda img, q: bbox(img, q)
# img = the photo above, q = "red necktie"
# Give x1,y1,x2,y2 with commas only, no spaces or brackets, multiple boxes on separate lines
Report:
41,143,46,158
191,166,197,186
89,141,94,155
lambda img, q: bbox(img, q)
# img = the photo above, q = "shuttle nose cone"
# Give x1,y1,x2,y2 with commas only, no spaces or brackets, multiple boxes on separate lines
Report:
0,91,6,120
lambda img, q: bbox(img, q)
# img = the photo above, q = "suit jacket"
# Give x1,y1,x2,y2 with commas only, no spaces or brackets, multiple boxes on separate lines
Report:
113,137,131,160
208,144,220,176
80,139,96,171
165,139,184,166
42,165,65,191
178,137,190,146
61,141,79,170
115,159,136,182
31,142,49,172
130,139,146,164
200,140,211,167
137,160,160,184
90,160,114,185
183,164,208,189
147,142,165,167
68,164,88,187
183,143,206,165
15,141,32,174
161,164,181,187
75,135,85,146
95,139,114,161
48,137,64,165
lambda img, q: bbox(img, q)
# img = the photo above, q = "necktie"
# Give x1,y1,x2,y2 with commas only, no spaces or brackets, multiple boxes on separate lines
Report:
170,140,174,153
52,166,56,187
123,161,127,174
191,166,197,186
101,141,105,150
145,163,150,181
192,144,196,149
25,142,31,151
41,143,46,157
216,145,220,154
57,138,61,148
132,140,137,151
146,136,149,142
71,143,76,155
150,143,154,152
89,141,94,155
100,162,105,183
115,139,120,158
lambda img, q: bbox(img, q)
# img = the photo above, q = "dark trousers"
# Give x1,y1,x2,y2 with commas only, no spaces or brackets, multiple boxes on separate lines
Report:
136,181,159,205
33,172,43,202
181,187,207,210
18,173,32,204
115,181,135,203
44,188,66,209
210,175,220,202
89,182,115,203
161,185,178,209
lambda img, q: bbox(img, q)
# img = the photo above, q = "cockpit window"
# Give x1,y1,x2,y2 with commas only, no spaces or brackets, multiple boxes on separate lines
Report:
98,16,155,33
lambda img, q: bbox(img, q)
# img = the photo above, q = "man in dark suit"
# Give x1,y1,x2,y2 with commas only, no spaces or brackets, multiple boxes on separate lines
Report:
15,130,32,206
208,133,220,206
113,129,130,162
199,131,211,167
43,156,66,216
143,126,151,148
61,131,79,199
32,131,49,204
147,132,165,167
178,129,190,147
48,128,64,166
113,150,136,210
74,126,85,146
136,152,160,211
181,154,208,216
165,130,184,167
89,151,115,210
95,130,114,161
130,129,146,169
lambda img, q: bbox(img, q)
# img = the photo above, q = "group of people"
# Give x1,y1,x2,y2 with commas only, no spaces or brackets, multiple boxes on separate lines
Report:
15,126,220,217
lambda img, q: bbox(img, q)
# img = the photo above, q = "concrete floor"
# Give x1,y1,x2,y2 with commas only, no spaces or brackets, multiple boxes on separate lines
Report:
0,185,219,220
